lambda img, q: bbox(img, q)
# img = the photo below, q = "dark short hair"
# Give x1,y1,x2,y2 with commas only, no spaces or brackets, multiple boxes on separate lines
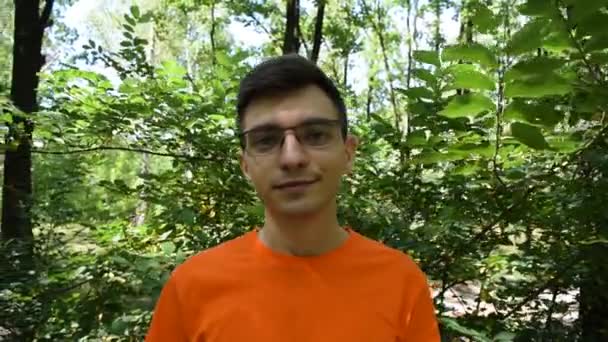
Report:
236,54,347,143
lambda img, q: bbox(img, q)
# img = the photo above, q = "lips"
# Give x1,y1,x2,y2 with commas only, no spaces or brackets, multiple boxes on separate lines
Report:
274,179,318,189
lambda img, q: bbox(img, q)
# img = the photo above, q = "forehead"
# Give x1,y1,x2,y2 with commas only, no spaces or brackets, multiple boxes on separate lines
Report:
241,85,340,130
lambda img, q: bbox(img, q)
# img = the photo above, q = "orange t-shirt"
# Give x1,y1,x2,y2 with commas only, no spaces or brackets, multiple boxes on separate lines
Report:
146,228,440,341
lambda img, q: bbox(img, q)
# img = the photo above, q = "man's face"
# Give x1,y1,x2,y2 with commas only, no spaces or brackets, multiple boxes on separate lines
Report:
240,85,357,216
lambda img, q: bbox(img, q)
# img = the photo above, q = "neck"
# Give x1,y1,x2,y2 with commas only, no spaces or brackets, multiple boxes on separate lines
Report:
259,201,348,257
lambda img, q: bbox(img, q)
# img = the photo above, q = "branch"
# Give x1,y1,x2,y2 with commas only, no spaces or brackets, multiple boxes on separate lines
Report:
360,0,403,147
501,256,580,320
40,0,55,28
38,278,92,301
493,60,507,188
366,75,374,120
245,13,272,36
557,1,606,85
430,185,535,270
29,145,217,161
571,121,608,160
297,16,309,57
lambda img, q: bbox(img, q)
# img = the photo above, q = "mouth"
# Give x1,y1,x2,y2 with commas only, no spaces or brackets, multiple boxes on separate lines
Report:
274,179,319,190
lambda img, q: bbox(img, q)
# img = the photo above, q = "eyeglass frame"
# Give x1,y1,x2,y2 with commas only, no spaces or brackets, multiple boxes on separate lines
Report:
238,117,346,155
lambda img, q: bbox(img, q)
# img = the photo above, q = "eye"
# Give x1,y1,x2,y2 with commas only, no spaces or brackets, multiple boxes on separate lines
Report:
249,131,281,152
302,125,332,145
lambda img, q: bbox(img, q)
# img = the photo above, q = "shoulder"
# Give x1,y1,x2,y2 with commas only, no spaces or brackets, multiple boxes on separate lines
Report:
351,230,429,284
171,231,256,281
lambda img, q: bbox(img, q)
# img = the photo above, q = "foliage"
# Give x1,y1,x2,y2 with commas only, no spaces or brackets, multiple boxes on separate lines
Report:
1,0,608,341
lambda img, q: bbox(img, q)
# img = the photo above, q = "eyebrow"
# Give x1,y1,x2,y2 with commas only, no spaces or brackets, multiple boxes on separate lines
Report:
242,117,338,134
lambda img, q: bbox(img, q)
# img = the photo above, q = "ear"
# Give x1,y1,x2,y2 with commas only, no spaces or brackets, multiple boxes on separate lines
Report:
343,134,358,174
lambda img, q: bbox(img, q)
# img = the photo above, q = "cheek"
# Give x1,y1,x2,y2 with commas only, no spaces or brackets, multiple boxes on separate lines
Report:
318,152,348,179
248,164,274,193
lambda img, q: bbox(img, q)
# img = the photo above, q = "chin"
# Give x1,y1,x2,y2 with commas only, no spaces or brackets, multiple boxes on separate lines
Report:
269,200,326,217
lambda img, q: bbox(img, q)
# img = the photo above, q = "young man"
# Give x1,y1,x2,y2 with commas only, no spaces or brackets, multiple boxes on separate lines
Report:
146,54,440,341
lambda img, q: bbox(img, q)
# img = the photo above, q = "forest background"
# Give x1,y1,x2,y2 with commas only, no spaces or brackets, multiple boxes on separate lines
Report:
1,0,607,341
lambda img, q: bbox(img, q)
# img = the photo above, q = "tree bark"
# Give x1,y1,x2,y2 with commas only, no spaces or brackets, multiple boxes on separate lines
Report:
210,0,217,66
342,53,348,86
282,0,300,55
2,0,53,242
433,0,442,52
1,1,53,339
310,0,325,64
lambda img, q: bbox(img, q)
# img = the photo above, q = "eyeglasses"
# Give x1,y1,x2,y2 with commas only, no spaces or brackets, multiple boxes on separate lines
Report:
240,118,342,156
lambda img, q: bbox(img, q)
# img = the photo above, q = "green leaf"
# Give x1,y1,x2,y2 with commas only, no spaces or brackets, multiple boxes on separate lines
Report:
503,100,563,127
408,100,435,116
412,68,437,86
505,57,564,82
469,3,498,33
159,60,187,78
543,26,575,53
124,14,136,26
405,130,427,146
568,0,608,22
439,93,496,119
140,11,154,23
585,34,608,52
123,24,134,33
397,86,434,100
518,0,556,17
589,51,608,65
445,64,495,91
453,163,481,176
177,208,197,225
451,142,495,158
572,88,608,113
160,241,176,254
442,43,498,69
440,317,492,342
130,5,140,19
507,18,548,56
134,38,148,46
578,12,608,36
510,122,550,150
505,74,572,98
413,50,440,67
546,134,583,153
215,51,232,66
0,113,12,123
411,151,467,165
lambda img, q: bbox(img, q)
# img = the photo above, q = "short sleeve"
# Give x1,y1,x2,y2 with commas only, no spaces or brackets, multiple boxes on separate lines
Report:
400,274,441,341
146,275,188,342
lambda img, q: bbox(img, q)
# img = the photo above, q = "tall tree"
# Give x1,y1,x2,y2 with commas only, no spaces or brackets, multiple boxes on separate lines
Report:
282,0,300,54
309,0,325,64
2,0,55,244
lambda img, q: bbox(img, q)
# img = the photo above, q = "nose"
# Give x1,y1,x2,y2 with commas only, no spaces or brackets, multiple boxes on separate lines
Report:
278,131,309,171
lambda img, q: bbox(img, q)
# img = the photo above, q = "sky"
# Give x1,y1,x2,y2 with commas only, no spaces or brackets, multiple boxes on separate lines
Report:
60,0,461,93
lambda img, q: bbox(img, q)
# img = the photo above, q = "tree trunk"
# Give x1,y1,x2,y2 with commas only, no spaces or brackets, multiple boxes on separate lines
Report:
1,1,53,339
282,0,300,55
210,0,217,66
132,153,150,226
2,0,53,242
433,0,442,52
580,242,608,340
343,53,348,86
310,0,325,64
